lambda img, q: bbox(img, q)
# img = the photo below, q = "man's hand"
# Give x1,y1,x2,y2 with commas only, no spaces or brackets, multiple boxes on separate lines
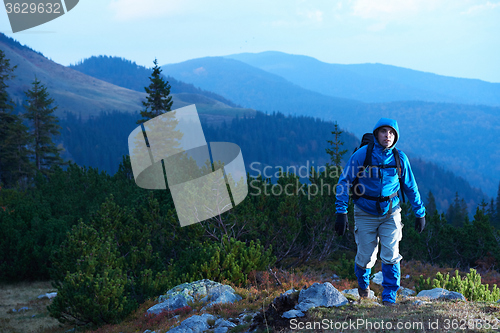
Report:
415,216,426,233
335,213,348,236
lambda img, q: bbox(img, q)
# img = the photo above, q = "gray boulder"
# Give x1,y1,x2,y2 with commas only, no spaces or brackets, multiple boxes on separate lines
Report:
398,287,416,297
147,294,194,315
150,280,242,315
282,309,305,318
416,288,466,301
295,282,348,312
166,313,216,333
213,318,237,333
371,272,383,285
38,292,57,299
342,288,376,300
158,279,222,303
201,285,242,309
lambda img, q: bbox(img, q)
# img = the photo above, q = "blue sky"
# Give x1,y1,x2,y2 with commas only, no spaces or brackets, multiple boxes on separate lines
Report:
1,0,499,82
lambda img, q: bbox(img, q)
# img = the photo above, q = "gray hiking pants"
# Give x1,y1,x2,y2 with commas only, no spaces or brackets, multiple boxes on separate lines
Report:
353,204,404,269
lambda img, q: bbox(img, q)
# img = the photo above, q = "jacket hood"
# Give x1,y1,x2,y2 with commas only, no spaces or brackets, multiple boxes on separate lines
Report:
373,117,399,149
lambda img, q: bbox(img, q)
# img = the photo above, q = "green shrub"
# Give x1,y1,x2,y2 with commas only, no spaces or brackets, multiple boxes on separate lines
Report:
181,235,276,286
415,274,434,294
432,268,500,302
48,195,176,328
331,253,357,281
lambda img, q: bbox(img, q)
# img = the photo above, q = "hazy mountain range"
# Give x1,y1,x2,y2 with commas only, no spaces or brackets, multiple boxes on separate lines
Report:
0,33,496,211
0,34,254,123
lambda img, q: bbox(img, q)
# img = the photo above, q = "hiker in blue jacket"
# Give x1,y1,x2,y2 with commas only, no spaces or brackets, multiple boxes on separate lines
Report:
334,117,426,306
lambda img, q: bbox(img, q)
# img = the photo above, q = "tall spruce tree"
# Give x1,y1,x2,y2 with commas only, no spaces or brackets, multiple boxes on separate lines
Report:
426,190,437,215
325,122,348,170
0,50,32,187
496,182,500,228
23,77,64,176
136,58,173,125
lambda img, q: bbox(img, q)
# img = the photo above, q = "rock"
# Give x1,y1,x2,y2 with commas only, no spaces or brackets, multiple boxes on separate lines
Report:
200,285,242,309
372,272,383,285
295,282,348,312
332,274,341,282
12,307,31,312
404,274,411,279
398,287,416,297
150,280,242,314
282,309,305,318
158,279,222,303
143,330,156,333
165,313,215,333
37,292,57,299
413,300,430,306
281,289,298,296
213,318,237,333
147,294,193,314
342,288,376,300
416,288,466,301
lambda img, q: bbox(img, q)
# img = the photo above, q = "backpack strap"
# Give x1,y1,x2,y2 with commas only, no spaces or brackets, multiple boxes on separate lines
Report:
393,149,405,203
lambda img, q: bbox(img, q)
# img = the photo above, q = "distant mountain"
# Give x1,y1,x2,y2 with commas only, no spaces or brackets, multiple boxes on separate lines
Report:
69,55,241,108
160,56,361,118
0,34,255,123
226,51,500,106
0,33,144,118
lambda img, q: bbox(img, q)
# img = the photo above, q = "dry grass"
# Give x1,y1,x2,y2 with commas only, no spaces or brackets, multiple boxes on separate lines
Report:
0,281,72,333
276,299,500,333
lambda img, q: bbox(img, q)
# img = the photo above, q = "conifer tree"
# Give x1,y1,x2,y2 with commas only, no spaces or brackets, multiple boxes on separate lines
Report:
0,50,31,187
136,58,173,125
426,190,437,215
326,122,348,170
496,182,500,228
23,77,64,176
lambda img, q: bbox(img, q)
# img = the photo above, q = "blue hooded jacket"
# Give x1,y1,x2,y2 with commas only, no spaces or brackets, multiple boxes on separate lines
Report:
335,118,426,217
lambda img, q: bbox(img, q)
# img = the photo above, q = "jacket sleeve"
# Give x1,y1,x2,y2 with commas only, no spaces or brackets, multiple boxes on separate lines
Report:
399,150,426,218
335,149,362,214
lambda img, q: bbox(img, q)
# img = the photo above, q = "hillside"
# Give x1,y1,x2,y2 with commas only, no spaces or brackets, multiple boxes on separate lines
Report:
58,110,486,215
0,34,255,122
226,51,500,106
69,55,241,108
160,56,361,118
0,33,145,118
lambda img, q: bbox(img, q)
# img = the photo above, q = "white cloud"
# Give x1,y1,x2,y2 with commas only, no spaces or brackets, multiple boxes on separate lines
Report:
108,0,185,20
461,1,500,14
304,9,324,22
351,0,441,20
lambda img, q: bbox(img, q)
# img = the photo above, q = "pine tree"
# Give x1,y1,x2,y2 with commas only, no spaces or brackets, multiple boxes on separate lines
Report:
23,77,64,176
496,182,500,228
426,190,437,215
136,58,173,125
326,122,348,169
0,50,31,187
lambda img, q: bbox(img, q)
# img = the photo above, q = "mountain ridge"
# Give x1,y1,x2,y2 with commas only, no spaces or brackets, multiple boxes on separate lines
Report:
225,51,500,106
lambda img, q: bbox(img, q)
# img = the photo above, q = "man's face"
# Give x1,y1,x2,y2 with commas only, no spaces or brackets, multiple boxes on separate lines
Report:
377,126,396,148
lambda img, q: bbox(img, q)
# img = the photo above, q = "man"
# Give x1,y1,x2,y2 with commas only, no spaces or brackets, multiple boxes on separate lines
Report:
334,117,426,306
